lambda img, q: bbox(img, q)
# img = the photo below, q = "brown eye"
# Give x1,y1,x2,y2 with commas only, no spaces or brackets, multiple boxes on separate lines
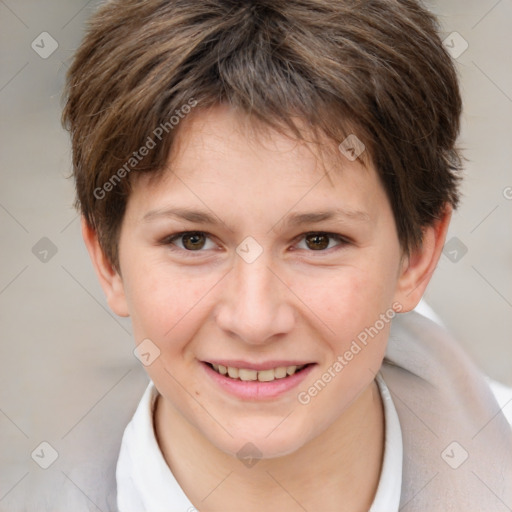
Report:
181,232,206,250
305,233,330,250
163,231,217,254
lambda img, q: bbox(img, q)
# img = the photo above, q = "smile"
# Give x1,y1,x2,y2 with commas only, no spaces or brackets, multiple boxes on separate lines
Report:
207,363,309,382
202,360,316,400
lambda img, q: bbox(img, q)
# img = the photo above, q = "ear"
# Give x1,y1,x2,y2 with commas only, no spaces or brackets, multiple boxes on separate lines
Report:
81,217,130,317
393,205,452,312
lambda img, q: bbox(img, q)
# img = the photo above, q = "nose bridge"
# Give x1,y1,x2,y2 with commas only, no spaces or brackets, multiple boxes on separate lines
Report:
215,250,295,344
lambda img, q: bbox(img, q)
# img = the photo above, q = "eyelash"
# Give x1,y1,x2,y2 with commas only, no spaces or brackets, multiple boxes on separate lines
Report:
160,231,350,256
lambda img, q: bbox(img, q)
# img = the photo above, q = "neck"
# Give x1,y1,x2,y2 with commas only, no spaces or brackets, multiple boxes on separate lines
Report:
155,380,384,512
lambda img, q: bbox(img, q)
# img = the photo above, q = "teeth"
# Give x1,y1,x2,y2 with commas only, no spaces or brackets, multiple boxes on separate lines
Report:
274,367,287,378
257,369,275,382
211,363,306,381
239,368,257,381
286,365,297,375
227,366,239,379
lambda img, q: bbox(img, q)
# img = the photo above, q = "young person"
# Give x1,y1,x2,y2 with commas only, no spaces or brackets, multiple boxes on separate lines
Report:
62,1,512,510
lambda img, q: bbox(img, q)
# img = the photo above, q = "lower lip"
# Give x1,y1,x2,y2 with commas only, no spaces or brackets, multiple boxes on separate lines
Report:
201,362,316,400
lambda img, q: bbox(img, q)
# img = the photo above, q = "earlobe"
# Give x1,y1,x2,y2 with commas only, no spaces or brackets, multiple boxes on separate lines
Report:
81,217,130,317
393,206,452,312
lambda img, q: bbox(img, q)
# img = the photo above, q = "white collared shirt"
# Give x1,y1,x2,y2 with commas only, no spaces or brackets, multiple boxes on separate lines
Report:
116,373,403,512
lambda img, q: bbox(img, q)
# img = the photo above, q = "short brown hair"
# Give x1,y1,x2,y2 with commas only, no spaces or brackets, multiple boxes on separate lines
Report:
62,0,464,269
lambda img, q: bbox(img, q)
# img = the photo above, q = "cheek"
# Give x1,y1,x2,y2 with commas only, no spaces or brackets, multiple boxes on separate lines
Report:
122,256,211,343
294,262,397,342
293,269,394,423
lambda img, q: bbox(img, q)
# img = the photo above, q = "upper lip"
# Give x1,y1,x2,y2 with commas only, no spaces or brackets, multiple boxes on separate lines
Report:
203,360,314,371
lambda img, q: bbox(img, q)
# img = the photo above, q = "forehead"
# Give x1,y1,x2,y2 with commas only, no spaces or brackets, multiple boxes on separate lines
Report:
128,105,388,223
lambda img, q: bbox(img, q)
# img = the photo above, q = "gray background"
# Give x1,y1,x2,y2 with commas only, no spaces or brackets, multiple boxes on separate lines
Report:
1,0,511,506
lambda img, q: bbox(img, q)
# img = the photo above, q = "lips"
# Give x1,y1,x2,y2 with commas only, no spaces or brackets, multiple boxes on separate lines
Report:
202,360,316,400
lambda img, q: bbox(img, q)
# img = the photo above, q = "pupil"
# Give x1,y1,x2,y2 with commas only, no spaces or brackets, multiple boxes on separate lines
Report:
306,233,329,250
183,232,205,250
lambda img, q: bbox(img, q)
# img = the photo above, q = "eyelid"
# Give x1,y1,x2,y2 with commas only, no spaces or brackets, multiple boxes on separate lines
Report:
298,231,350,242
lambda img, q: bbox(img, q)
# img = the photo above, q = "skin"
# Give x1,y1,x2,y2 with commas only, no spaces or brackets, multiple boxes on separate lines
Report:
84,104,451,511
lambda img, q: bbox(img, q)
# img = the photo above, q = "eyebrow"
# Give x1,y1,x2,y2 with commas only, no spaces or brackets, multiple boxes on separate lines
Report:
143,207,221,224
283,209,370,226
142,206,370,227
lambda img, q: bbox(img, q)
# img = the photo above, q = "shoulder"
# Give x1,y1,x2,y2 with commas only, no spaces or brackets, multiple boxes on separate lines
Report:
381,311,512,510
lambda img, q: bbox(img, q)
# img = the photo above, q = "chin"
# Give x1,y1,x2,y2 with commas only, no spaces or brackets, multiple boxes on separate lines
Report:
205,417,313,461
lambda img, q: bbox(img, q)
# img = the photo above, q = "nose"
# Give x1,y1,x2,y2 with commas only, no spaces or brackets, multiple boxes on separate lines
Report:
214,253,296,346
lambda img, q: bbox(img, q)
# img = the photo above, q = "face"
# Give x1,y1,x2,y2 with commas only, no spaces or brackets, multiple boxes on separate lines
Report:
114,105,406,458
